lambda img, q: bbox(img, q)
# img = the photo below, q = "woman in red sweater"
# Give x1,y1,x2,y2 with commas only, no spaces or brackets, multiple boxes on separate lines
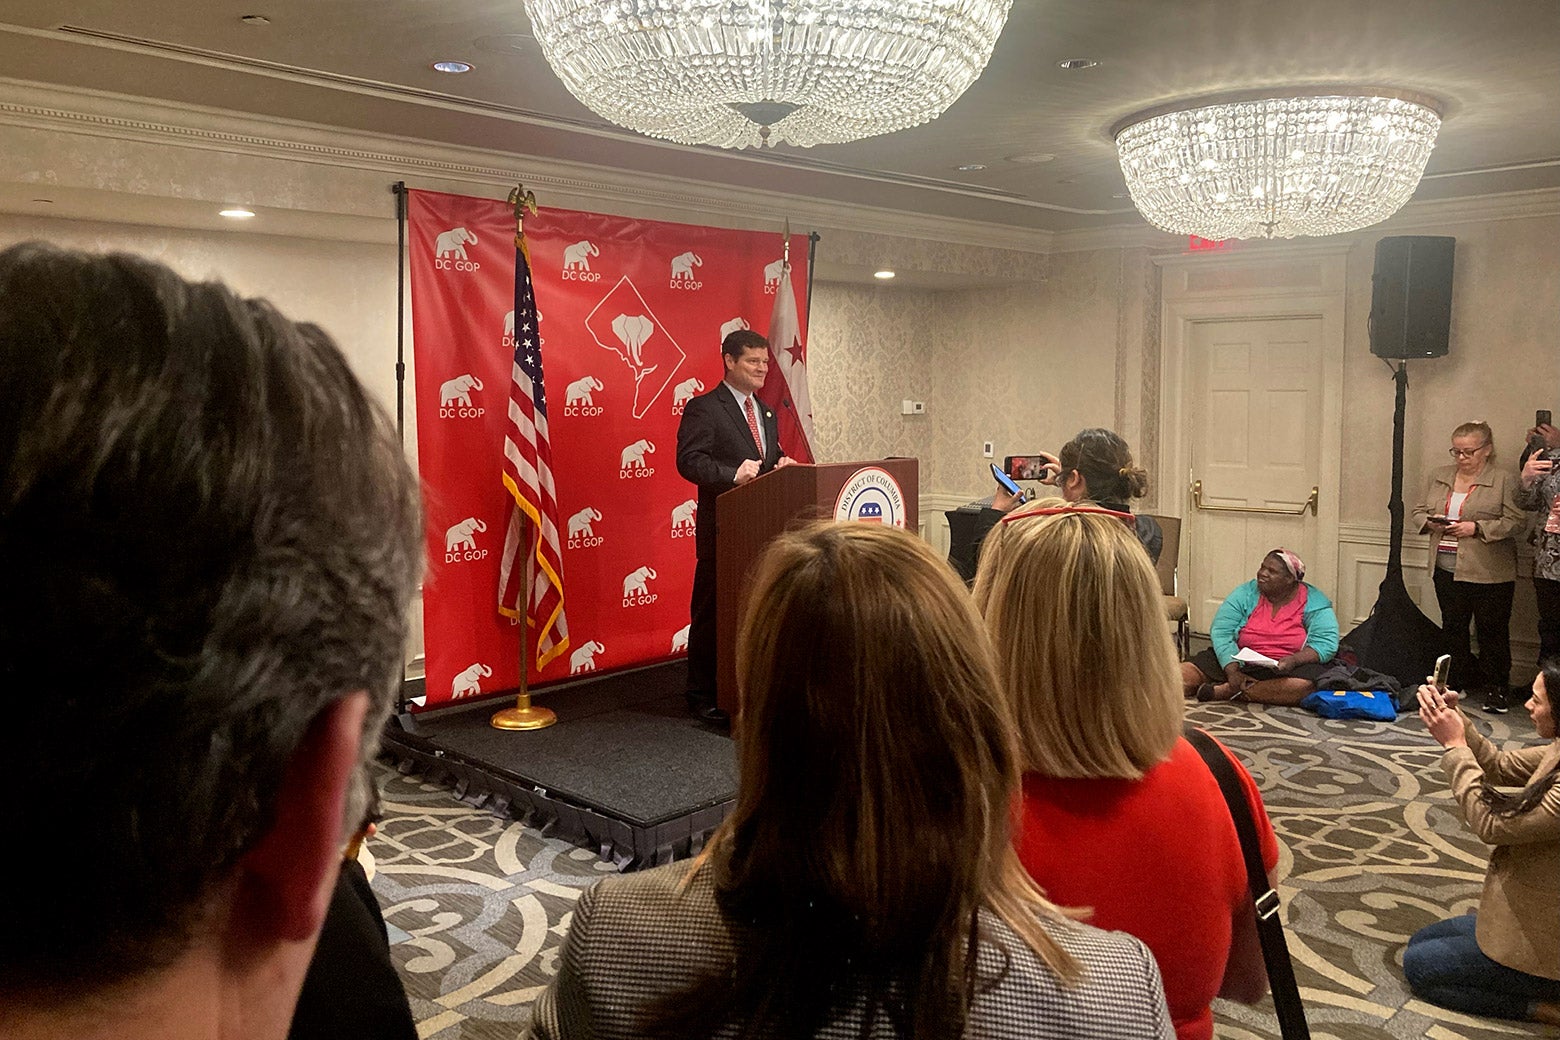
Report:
974,500,1282,1040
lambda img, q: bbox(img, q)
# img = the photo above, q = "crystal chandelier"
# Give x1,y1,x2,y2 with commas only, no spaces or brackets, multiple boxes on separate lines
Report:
1114,92,1442,240
521,0,1014,149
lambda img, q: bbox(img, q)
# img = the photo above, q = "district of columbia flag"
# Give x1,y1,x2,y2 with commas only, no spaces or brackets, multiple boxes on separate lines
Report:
498,230,570,670
757,248,816,463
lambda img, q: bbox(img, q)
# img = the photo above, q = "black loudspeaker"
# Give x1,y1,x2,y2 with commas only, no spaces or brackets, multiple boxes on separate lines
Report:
1369,235,1455,359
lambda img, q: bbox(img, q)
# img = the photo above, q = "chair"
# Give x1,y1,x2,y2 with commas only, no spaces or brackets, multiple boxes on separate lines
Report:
1146,514,1190,660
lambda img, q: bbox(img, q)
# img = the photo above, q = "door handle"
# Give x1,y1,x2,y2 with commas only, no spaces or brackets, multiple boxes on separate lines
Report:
1191,480,1318,516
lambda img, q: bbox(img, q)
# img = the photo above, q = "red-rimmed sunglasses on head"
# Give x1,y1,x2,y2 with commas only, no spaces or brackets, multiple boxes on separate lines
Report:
998,505,1136,527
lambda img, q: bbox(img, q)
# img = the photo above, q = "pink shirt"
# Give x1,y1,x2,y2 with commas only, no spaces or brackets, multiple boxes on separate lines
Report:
1237,584,1309,660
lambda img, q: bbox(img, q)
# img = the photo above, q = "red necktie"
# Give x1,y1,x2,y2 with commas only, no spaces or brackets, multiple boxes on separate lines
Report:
743,396,763,454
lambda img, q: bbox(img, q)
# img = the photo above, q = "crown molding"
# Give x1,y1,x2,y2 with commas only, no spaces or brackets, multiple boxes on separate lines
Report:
1048,185,1560,255
0,77,1055,257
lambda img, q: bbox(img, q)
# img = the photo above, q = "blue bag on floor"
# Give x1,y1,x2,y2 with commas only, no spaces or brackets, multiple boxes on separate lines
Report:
1300,687,1398,721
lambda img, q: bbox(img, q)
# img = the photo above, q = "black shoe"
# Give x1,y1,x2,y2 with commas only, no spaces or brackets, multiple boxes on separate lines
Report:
1482,688,1510,714
685,691,727,725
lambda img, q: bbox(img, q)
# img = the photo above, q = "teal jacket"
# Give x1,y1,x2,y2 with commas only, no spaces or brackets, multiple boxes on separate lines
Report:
1210,580,1339,668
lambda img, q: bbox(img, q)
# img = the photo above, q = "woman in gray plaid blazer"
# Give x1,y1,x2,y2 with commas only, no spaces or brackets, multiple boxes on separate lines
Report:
526,523,1173,1040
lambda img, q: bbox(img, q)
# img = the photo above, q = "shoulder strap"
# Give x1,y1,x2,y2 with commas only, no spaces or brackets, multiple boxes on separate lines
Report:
1182,725,1311,1040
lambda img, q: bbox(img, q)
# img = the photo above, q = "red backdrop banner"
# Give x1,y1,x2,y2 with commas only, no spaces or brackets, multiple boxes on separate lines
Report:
408,189,808,711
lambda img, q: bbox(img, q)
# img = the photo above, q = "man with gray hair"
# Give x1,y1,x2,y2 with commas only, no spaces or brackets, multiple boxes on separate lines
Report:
0,243,423,1040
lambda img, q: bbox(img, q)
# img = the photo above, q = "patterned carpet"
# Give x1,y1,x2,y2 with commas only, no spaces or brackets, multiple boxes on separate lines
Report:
367,701,1556,1039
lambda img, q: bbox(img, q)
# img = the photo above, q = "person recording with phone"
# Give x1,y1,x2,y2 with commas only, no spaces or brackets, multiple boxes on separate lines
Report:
1518,411,1560,668
1403,661,1560,1025
974,428,1162,567
1412,420,1526,715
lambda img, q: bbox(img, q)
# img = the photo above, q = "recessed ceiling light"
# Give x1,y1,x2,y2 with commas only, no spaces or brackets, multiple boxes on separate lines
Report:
956,163,987,171
219,208,256,219
1006,152,1055,164
432,60,474,74
1057,58,1098,70
873,270,896,280
239,14,270,26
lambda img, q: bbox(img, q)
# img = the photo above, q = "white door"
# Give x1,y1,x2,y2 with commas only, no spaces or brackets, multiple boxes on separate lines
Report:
1187,317,1324,633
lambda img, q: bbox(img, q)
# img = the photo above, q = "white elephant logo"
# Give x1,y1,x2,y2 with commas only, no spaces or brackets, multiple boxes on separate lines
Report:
567,506,602,539
670,624,690,653
565,376,604,406
569,640,605,674
670,251,703,281
763,259,785,287
451,662,492,699
620,439,656,468
439,374,483,408
444,517,487,552
670,499,697,531
563,240,600,271
672,377,704,407
622,566,658,598
611,313,657,385
435,226,479,260
719,316,750,342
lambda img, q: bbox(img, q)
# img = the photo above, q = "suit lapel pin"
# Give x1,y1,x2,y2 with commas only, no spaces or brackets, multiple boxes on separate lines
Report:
765,411,772,419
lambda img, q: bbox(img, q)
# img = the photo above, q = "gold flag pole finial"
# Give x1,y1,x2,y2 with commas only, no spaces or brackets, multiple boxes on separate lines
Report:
492,181,557,733
507,183,538,249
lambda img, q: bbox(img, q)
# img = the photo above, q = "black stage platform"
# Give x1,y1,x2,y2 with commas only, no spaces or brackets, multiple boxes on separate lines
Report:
382,662,736,868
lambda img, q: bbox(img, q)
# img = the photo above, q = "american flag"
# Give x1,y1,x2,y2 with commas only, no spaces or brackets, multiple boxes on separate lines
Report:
498,231,569,670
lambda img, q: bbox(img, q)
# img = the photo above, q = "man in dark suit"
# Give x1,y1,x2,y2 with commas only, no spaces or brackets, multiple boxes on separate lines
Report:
676,328,790,722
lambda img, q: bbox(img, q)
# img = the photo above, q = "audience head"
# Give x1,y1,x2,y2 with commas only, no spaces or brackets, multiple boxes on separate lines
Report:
1530,660,1557,741
1449,419,1495,469
1055,427,1149,506
691,521,1072,1037
1257,548,1306,599
0,243,423,1023
973,499,1182,779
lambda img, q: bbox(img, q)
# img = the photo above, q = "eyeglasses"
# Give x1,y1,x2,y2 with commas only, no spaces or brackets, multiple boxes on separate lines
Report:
999,505,1136,527
1448,445,1489,458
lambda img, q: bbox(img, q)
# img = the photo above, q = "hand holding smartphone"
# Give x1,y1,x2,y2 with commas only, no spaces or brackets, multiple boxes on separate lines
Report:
991,462,1027,505
1531,409,1554,452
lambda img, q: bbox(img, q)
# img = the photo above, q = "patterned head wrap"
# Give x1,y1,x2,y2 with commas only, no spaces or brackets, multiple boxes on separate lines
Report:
1268,547,1305,581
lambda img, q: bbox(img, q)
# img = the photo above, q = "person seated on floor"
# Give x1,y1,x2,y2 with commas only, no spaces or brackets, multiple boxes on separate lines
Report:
526,522,1174,1040
289,772,418,1040
1404,662,1560,1025
973,500,1277,1040
974,427,1163,566
0,243,424,1040
1181,548,1339,705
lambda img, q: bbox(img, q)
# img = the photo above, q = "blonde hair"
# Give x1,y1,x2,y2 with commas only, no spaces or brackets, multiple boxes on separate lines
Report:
1452,420,1495,459
974,498,1183,779
657,522,1078,1038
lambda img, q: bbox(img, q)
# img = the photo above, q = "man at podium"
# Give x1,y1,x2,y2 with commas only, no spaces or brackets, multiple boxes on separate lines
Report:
676,328,791,723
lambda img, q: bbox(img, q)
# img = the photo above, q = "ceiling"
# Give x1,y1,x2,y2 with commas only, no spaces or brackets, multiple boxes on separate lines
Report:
0,0,1557,234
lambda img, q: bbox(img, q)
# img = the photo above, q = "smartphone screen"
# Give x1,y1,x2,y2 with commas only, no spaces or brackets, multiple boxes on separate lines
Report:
991,462,1024,498
1004,455,1053,481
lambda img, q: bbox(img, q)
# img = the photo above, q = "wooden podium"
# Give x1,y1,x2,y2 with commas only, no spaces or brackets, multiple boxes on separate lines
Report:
714,458,919,715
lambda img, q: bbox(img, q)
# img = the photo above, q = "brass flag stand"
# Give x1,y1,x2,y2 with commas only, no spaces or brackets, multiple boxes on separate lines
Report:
491,183,558,732
490,531,558,729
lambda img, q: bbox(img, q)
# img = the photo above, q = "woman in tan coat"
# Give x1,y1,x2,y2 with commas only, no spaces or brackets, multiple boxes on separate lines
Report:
1405,661,1560,1023
1412,421,1527,713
